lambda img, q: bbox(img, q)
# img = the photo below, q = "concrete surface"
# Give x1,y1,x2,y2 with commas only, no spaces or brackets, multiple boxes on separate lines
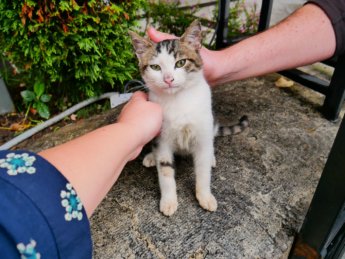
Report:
16,74,341,258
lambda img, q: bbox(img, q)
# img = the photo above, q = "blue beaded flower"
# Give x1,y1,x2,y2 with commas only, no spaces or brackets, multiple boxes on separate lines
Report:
60,183,83,221
17,239,41,259
0,153,36,176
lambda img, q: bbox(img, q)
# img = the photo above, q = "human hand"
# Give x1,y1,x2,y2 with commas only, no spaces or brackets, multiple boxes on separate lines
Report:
118,91,162,159
147,27,220,86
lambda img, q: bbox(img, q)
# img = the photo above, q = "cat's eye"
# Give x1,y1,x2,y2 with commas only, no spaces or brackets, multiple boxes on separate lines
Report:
175,59,186,68
150,64,161,71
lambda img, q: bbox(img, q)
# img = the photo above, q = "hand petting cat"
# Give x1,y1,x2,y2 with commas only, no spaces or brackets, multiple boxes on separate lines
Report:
118,91,163,161
147,27,220,87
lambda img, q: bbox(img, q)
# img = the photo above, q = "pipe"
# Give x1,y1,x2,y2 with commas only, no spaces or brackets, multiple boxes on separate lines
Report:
0,92,132,150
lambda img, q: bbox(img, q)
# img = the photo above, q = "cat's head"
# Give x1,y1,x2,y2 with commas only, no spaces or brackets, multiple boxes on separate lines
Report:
129,20,203,94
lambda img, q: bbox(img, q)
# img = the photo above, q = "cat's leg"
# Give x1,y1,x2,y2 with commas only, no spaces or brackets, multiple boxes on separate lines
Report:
156,143,178,216
143,152,156,167
193,141,218,212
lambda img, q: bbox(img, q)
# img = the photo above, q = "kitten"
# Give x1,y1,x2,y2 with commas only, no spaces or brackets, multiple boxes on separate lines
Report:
129,21,248,216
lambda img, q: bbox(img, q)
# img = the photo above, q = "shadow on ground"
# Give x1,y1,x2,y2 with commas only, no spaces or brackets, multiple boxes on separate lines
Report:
16,74,341,258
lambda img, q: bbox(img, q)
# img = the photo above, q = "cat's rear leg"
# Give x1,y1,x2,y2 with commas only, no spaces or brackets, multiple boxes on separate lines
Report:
143,152,156,167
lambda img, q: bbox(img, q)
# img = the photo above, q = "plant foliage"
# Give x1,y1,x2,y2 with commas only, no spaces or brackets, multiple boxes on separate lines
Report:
146,1,198,37
227,0,259,38
0,0,145,118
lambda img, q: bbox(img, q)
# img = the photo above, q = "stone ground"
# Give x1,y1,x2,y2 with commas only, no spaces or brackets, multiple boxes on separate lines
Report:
14,73,342,258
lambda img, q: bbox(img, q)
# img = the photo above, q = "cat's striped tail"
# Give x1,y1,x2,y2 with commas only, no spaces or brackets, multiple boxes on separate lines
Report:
215,115,249,136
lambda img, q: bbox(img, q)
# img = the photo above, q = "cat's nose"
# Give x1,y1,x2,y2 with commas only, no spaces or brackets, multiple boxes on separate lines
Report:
164,76,174,86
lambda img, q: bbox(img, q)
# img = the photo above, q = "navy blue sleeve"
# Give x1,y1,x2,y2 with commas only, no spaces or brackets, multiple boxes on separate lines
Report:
0,150,92,258
307,0,345,56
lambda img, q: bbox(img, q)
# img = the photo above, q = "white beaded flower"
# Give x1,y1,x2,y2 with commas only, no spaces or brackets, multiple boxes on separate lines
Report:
0,153,36,176
60,183,83,221
17,239,41,259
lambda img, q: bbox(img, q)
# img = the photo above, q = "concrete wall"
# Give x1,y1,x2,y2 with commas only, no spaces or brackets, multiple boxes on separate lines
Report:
186,0,306,26
141,0,306,43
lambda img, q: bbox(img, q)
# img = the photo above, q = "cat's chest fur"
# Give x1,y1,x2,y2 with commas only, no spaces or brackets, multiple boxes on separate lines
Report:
149,76,214,152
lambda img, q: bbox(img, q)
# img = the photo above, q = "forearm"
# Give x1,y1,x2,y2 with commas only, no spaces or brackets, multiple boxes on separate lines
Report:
39,122,141,217
206,3,336,85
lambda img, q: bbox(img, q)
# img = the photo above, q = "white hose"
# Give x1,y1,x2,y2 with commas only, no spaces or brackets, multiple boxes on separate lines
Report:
0,92,132,150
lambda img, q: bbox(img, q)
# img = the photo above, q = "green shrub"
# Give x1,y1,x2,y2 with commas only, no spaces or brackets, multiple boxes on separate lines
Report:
227,0,259,38
0,0,145,118
210,0,259,47
146,1,198,37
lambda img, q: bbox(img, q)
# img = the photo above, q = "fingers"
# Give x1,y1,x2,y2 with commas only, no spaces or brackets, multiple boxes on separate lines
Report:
147,27,177,43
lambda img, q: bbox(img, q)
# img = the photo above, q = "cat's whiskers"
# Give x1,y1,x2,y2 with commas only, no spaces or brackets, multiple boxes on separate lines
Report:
124,79,149,93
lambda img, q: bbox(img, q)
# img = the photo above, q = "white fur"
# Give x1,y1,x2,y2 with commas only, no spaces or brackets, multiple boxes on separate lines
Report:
143,50,217,216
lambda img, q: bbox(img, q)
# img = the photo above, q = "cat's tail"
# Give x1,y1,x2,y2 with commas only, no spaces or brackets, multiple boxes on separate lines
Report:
214,115,249,137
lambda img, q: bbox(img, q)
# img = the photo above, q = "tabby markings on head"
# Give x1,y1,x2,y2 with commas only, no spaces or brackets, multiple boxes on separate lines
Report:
156,39,179,57
152,39,202,73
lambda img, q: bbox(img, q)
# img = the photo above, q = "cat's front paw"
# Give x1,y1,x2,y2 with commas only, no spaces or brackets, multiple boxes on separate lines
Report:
160,197,178,216
196,192,218,212
143,152,156,167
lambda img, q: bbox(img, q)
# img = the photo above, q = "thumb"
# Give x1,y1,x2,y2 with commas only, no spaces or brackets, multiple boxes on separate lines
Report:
130,91,148,102
147,27,177,43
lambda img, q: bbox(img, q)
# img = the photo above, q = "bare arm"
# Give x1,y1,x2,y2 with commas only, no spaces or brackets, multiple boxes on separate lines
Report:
148,3,336,86
39,92,162,217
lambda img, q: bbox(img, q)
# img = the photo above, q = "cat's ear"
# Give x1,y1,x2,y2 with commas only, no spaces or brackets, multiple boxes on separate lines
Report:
180,20,202,50
128,31,153,58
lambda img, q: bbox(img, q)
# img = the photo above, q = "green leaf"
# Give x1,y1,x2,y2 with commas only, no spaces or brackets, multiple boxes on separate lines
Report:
0,0,145,111
21,90,35,103
34,81,45,98
40,94,52,103
59,1,72,12
37,102,50,119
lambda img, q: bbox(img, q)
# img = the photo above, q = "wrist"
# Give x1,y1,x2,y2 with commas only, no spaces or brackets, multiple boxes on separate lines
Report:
201,47,237,86
115,121,144,146
115,122,149,161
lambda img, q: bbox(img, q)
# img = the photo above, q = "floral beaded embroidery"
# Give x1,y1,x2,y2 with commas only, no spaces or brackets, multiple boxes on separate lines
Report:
61,183,83,221
0,153,36,176
17,239,41,259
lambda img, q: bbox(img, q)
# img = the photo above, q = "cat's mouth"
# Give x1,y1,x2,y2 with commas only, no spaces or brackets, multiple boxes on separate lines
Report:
161,85,179,94
161,82,179,89
162,85,176,89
